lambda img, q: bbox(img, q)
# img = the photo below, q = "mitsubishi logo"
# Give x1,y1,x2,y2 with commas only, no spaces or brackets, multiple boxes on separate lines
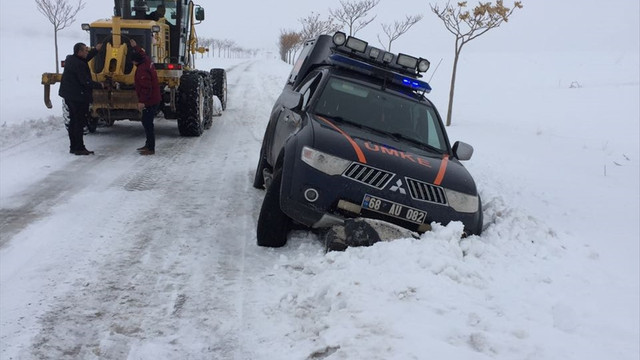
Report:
389,179,406,195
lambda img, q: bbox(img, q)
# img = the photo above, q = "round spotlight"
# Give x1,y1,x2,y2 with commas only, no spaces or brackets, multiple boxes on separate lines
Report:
418,59,431,72
332,32,347,46
304,188,319,203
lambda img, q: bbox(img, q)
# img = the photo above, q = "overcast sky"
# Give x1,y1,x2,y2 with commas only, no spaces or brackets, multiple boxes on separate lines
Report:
1,0,638,65
4,0,639,51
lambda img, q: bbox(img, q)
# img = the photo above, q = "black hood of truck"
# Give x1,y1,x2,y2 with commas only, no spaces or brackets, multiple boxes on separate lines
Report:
308,114,478,195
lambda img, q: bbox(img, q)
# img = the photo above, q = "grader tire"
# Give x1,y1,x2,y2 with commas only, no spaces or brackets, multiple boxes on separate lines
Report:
199,71,214,130
177,72,205,137
210,68,227,111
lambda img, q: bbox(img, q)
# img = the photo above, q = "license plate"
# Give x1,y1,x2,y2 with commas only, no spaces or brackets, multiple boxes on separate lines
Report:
361,194,427,225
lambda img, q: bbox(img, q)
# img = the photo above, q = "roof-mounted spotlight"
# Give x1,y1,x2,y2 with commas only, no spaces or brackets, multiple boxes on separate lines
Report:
345,36,367,53
417,58,430,73
81,23,91,31
396,53,418,70
369,47,381,59
151,25,161,33
332,32,347,46
382,52,394,63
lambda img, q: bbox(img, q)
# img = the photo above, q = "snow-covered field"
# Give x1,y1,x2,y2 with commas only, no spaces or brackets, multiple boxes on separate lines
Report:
1,2,639,359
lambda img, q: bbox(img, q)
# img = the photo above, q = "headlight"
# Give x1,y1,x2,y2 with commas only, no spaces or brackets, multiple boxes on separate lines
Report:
445,188,479,213
301,146,351,175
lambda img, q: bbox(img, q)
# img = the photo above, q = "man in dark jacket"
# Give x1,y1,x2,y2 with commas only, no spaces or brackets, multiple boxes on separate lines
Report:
130,39,162,155
146,5,166,21
59,42,104,155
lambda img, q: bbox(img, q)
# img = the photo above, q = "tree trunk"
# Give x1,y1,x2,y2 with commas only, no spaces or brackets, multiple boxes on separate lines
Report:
54,27,59,74
446,39,463,126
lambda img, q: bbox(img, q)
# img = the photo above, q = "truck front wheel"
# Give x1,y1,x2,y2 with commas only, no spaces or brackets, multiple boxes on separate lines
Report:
177,72,205,136
256,169,290,247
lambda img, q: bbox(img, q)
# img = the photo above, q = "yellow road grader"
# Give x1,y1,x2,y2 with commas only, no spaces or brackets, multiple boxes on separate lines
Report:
42,0,227,136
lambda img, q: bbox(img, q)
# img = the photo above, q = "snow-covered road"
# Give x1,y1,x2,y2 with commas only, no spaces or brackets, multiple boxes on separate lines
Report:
1,59,288,359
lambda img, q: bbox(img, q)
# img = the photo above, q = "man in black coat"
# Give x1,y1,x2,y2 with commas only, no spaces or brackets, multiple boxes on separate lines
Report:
59,42,104,155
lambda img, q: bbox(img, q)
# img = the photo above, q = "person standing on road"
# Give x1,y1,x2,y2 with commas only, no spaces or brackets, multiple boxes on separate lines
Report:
130,39,162,156
59,42,104,155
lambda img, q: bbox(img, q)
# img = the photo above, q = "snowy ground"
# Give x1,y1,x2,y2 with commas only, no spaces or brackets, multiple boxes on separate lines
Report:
1,17,639,360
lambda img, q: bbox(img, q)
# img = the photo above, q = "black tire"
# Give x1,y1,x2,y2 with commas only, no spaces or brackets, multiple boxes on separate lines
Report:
62,100,70,131
256,170,291,247
210,68,227,111
63,100,90,134
177,72,205,136
199,71,214,130
87,117,99,133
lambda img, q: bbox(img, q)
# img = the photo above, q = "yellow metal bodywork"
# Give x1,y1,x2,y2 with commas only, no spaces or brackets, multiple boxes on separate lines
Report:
42,3,204,120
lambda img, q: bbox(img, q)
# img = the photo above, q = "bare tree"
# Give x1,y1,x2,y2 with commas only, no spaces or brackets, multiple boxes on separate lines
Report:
377,14,423,52
212,39,224,57
329,0,380,36
35,0,86,73
278,30,302,64
299,12,342,41
432,1,523,126
221,39,236,58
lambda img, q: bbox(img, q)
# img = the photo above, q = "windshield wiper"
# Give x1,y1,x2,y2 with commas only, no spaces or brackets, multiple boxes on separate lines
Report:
389,132,444,154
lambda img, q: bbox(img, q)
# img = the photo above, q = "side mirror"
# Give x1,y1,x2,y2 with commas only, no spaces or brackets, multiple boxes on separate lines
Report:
195,7,205,21
452,141,473,161
280,88,303,111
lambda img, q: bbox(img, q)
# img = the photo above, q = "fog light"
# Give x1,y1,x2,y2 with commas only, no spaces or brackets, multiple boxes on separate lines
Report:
304,188,319,203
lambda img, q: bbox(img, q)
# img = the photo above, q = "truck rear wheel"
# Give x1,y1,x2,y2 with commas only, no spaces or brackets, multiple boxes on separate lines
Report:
210,68,227,111
177,72,205,136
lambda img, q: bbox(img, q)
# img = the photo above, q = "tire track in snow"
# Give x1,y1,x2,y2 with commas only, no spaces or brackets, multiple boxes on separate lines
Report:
20,59,284,359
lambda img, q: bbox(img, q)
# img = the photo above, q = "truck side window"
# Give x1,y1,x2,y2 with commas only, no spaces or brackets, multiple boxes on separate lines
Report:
296,72,322,110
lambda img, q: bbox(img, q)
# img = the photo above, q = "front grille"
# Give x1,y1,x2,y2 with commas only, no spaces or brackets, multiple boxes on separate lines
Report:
342,163,394,189
406,178,447,205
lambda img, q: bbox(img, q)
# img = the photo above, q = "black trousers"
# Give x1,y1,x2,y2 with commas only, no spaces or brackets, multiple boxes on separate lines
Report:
65,100,90,152
141,104,159,150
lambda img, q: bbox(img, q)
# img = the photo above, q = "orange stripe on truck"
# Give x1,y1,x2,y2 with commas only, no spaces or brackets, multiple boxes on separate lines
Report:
317,116,367,163
433,155,449,185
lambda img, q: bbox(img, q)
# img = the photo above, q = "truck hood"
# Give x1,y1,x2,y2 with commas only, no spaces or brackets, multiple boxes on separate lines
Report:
309,115,478,195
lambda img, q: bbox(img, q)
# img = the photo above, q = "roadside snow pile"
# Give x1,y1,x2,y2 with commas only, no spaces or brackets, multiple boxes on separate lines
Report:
0,116,63,150
246,194,600,359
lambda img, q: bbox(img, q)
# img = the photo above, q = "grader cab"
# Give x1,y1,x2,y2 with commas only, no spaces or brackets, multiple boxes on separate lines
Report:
41,0,227,136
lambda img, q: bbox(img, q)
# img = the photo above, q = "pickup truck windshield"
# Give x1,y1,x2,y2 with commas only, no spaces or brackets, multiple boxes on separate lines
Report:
313,76,448,153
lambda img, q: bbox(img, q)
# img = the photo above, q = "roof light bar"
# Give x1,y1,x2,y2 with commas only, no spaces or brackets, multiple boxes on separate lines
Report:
397,54,418,69
345,37,367,53
328,54,432,93
369,47,380,59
